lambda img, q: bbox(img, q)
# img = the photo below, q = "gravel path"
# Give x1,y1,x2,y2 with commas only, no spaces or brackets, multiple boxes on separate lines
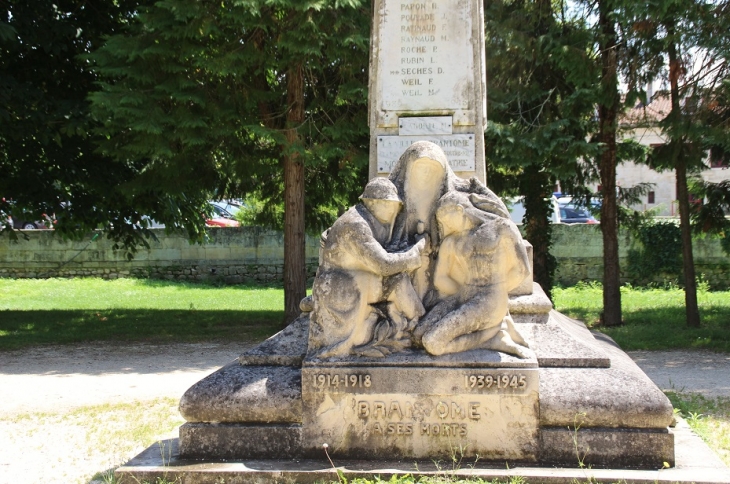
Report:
0,343,728,484
628,349,730,398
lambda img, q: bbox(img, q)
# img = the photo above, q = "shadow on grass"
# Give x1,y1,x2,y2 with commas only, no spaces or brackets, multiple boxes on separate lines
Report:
559,305,730,353
132,278,284,290
0,309,284,351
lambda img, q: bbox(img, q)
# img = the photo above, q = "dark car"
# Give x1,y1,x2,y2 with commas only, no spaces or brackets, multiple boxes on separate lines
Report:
559,204,599,224
1,199,52,229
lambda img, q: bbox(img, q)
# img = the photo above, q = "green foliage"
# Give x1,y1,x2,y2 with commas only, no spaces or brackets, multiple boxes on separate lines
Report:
0,1,370,253
691,178,730,255
0,1,217,254
485,0,599,296
89,0,370,235
626,220,683,283
665,392,730,466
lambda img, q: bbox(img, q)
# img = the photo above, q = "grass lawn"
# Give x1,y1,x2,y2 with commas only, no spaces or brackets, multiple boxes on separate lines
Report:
2,277,729,352
0,278,284,350
553,281,730,353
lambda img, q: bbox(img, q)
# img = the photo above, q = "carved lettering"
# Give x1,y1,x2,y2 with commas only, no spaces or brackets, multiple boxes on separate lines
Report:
420,423,468,437
401,2,427,10
374,401,387,419
469,402,481,420
371,422,413,436
389,401,404,420
464,373,528,390
436,401,449,419
359,401,370,418
451,402,465,419
312,373,372,389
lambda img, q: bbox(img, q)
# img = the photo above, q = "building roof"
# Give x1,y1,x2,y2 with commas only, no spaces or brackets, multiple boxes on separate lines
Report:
621,94,672,126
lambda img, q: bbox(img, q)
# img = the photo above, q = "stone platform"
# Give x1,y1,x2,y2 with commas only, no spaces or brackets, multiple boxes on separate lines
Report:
115,417,730,484
174,285,675,469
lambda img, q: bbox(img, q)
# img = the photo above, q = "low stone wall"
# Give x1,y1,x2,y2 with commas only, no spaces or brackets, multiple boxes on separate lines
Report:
0,227,320,284
1,224,728,288
549,224,730,289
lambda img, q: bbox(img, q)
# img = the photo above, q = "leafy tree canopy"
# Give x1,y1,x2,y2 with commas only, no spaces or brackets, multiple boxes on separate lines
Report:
89,0,370,235
1,0,370,254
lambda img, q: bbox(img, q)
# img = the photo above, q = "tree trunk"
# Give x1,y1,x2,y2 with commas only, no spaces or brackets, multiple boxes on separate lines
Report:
666,25,701,328
676,159,701,327
598,0,622,327
283,63,306,326
522,166,555,299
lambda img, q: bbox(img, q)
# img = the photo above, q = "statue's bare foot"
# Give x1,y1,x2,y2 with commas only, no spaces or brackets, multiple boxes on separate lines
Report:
502,315,529,348
485,329,533,359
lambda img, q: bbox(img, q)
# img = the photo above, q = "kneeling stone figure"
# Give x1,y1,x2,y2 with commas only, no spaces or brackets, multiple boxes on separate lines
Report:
308,177,427,358
307,141,531,359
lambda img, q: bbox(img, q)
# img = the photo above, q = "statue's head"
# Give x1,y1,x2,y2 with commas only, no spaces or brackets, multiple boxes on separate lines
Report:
360,177,403,225
435,192,476,237
392,141,449,198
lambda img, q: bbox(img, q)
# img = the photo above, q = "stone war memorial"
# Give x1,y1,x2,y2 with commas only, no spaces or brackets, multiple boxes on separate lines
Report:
118,0,680,482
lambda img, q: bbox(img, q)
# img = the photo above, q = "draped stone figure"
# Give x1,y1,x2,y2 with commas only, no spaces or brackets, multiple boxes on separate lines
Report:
412,191,532,357
308,177,427,358
307,141,531,359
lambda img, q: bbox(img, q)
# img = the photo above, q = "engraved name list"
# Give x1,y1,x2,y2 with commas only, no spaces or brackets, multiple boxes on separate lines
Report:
379,1,473,112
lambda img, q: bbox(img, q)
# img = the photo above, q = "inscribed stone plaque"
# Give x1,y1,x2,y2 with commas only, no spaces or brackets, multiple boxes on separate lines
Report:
378,0,474,113
399,116,453,135
377,134,475,173
301,366,539,460
368,0,487,182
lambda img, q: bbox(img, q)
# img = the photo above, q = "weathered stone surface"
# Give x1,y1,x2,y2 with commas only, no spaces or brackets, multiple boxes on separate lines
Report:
540,427,674,469
301,365,539,460
311,143,532,360
179,363,302,424
119,416,730,483
239,315,308,366
179,423,302,459
539,330,674,429
522,311,610,368
369,0,487,181
304,346,537,368
508,282,552,324
509,240,534,297
308,178,427,359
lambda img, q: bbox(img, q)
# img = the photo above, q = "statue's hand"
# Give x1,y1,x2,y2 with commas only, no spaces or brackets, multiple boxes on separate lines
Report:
415,232,431,255
414,236,427,252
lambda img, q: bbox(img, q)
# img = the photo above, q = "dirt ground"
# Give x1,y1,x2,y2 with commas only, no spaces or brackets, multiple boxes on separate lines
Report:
0,343,728,484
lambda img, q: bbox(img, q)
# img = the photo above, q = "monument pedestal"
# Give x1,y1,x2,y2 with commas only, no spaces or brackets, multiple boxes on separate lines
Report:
301,363,539,461
174,286,675,469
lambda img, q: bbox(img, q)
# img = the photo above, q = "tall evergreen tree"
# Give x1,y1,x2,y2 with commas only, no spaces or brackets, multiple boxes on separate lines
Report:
89,0,371,324
595,0,624,327
623,0,730,327
0,0,187,249
485,0,598,298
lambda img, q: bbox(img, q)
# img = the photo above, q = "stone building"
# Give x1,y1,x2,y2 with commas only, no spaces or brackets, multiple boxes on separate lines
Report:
586,94,729,216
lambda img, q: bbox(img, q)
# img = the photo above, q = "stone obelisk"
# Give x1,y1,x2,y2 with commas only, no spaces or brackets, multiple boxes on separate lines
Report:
368,0,487,183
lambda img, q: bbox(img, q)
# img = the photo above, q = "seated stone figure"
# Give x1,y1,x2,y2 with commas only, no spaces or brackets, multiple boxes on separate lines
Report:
308,178,427,358
413,191,532,358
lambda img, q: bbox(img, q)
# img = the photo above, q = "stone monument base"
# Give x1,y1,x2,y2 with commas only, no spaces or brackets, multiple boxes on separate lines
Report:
175,287,675,469
116,416,730,484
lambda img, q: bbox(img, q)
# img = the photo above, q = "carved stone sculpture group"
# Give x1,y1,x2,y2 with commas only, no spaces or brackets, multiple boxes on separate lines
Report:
307,141,532,359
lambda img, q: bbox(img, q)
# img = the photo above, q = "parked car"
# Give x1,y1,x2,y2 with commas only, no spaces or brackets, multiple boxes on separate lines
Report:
559,204,599,224
206,202,240,227
2,199,52,229
506,196,562,224
206,216,240,227
210,200,244,218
